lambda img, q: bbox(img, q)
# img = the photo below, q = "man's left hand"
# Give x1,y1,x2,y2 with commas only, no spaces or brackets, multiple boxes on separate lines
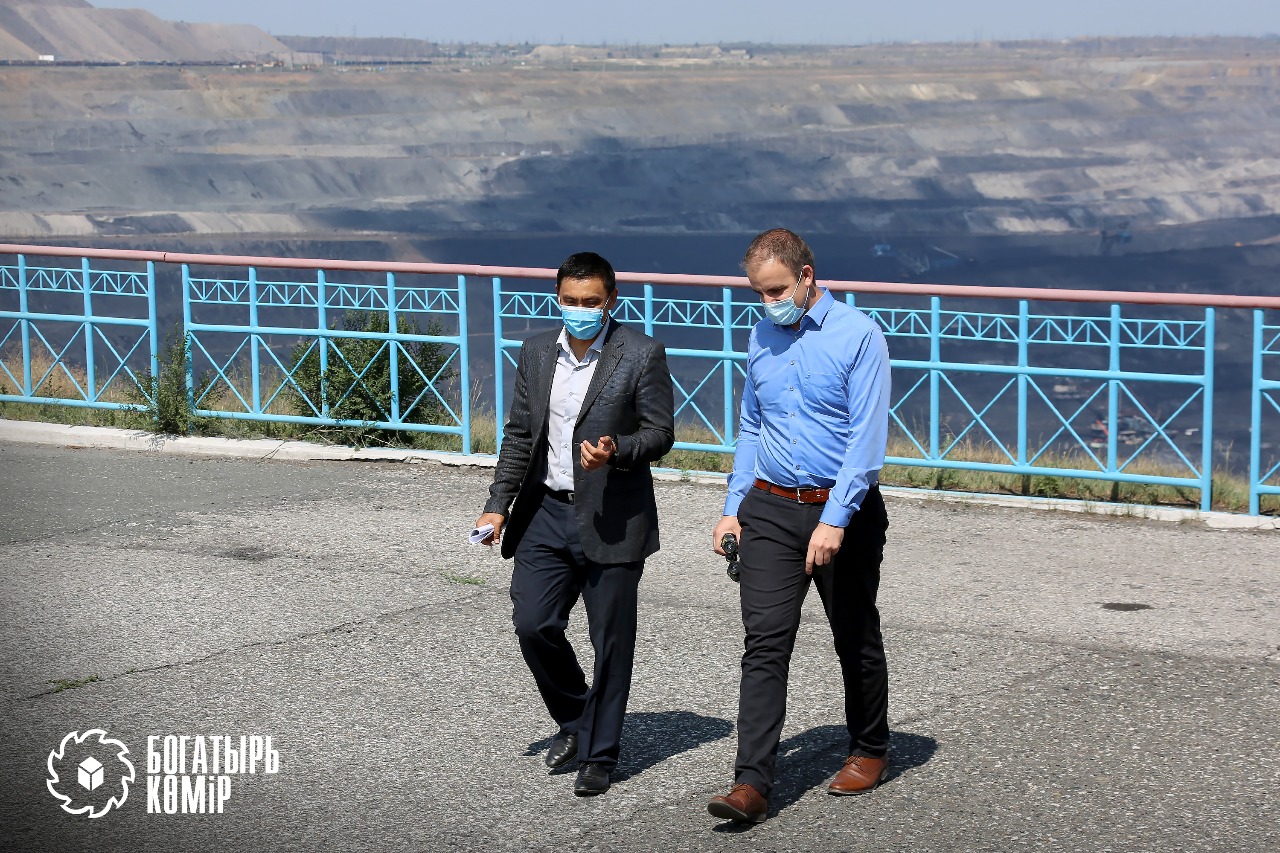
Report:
580,435,616,471
805,522,845,575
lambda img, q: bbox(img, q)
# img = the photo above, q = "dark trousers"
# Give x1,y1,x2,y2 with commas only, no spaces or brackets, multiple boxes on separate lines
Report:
734,485,890,798
510,491,643,769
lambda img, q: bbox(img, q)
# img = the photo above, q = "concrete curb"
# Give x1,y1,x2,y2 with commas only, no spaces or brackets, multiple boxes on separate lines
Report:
880,486,1279,530
2,417,1275,531
0,418,492,467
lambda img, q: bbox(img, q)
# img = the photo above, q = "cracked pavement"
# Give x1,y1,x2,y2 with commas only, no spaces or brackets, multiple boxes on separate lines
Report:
1,441,1277,852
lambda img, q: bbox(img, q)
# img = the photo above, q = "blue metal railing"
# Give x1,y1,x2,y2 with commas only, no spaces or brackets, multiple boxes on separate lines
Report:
495,283,1220,511
1,245,1278,516
0,256,158,411
181,264,470,452
863,298,1215,498
1252,311,1280,515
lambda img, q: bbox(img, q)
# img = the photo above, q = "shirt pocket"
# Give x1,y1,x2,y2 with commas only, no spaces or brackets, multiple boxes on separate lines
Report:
804,370,849,414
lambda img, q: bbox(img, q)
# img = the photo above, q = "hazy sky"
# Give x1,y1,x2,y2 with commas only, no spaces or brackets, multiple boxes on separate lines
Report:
92,0,1280,45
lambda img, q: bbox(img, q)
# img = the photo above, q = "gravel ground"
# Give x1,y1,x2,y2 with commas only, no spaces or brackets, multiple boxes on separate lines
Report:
1,441,1277,852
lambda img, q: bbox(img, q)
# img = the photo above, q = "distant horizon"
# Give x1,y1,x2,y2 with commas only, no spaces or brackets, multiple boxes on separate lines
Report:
90,0,1280,47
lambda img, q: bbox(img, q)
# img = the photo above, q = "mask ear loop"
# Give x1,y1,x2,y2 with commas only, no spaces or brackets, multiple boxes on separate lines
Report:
799,269,814,304
787,271,803,304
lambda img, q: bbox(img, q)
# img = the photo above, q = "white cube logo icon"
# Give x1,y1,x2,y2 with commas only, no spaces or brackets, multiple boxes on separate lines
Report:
77,756,104,791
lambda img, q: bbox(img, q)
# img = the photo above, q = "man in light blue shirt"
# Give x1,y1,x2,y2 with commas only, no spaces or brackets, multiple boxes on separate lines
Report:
707,228,893,824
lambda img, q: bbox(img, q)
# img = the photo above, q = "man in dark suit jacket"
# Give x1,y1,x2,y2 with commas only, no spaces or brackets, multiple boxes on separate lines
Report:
474,251,675,797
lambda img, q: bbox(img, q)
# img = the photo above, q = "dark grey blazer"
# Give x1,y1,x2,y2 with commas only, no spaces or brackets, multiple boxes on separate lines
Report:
484,320,676,564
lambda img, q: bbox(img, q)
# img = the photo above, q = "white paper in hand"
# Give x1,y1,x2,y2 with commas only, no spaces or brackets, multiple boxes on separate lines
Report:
469,523,495,545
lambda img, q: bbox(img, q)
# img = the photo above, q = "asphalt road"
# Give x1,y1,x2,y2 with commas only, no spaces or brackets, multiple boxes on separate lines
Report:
0,441,1277,852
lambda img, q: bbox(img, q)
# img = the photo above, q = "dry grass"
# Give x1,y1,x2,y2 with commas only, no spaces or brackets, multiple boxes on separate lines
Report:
660,424,1271,515
0,348,150,429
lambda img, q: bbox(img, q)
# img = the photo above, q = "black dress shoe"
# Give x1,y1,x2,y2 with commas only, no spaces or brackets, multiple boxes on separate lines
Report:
573,762,610,796
545,732,578,769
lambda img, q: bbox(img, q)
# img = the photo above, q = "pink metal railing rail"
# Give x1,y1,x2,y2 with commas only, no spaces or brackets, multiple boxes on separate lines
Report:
5,242,1280,308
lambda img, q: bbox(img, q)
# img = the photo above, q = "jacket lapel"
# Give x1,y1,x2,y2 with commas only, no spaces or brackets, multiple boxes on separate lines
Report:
576,323,625,425
528,335,557,437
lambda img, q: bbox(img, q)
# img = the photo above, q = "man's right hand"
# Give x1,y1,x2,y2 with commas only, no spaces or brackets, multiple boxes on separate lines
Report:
474,512,506,546
712,515,741,556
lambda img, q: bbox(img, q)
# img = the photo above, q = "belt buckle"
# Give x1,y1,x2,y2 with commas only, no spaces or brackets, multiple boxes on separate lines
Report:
793,486,804,504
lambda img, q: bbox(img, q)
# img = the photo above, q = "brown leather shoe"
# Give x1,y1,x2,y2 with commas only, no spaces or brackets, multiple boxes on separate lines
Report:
827,755,890,796
707,783,768,823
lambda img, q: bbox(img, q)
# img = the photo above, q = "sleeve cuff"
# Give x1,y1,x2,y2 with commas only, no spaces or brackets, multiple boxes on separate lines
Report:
819,502,854,528
723,494,744,517
610,434,632,470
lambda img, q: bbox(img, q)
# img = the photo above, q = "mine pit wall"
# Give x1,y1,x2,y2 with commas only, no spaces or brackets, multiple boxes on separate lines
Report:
1,44,1279,246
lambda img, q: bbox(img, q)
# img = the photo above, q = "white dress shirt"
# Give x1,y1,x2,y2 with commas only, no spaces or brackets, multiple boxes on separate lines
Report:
543,319,610,492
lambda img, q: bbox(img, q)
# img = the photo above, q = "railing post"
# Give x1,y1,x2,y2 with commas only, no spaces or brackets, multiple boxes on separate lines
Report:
1107,304,1121,483
458,274,471,455
317,270,329,418
1251,309,1263,516
1201,307,1215,513
82,256,96,402
929,296,941,462
248,267,261,414
722,286,734,448
18,254,31,396
643,282,654,338
387,271,400,424
493,276,504,455
1017,300,1029,471
181,264,194,411
147,261,158,406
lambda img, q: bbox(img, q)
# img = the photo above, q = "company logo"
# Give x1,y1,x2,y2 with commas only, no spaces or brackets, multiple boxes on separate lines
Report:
45,730,281,817
145,734,280,814
46,730,136,818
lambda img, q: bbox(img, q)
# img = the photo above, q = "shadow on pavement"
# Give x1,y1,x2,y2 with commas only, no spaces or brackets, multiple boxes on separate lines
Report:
522,710,734,781
614,710,735,781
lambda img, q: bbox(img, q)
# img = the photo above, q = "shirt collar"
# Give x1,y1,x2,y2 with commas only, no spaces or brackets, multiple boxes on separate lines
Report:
556,316,612,359
802,289,835,329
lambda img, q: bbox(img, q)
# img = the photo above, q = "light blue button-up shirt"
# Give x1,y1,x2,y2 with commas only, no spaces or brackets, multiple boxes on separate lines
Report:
724,290,891,528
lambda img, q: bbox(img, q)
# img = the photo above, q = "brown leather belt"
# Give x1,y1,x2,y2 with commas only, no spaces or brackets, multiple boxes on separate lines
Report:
753,478,830,504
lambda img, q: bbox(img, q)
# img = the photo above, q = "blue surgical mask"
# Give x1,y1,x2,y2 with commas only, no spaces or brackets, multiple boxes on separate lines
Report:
762,272,808,327
561,305,606,340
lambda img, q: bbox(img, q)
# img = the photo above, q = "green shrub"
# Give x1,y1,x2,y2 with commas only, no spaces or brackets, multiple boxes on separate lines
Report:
1029,474,1064,497
288,311,454,447
131,325,218,436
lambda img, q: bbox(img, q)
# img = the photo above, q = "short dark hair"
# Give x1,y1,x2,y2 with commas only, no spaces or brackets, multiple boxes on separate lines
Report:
742,228,815,280
556,252,616,293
